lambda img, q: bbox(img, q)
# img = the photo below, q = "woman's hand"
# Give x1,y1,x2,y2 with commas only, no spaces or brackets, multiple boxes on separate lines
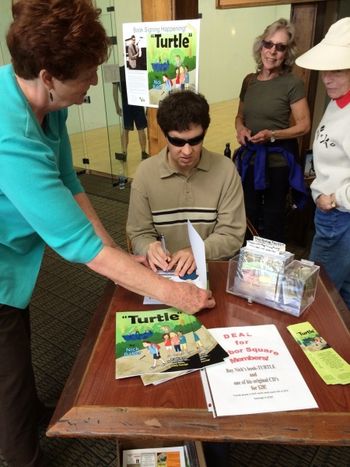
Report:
174,283,215,314
236,126,251,145
316,194,337,212
131,255,150,268
250,129,273,144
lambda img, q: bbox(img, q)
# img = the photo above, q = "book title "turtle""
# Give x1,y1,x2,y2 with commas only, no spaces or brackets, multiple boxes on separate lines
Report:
124,312,180,324
154,33,189,48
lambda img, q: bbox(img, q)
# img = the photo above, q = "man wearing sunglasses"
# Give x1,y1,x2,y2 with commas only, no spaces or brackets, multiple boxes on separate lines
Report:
127,90,246,277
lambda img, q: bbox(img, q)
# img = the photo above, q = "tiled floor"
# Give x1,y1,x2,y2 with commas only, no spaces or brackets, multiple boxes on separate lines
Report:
1,173,349,467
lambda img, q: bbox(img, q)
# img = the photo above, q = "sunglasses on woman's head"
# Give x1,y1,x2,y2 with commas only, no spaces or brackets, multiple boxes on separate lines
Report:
262,40,287,53
166,132,205,147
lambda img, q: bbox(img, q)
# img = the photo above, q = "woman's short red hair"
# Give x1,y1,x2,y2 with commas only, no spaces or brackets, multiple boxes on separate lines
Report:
7,0,110,80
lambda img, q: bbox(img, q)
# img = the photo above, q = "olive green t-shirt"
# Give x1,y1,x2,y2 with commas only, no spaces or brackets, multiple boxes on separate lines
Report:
239,72,305,166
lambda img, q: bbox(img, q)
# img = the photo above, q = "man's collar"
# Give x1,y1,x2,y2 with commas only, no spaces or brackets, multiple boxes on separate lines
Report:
159,147,210,178
335,89,350,109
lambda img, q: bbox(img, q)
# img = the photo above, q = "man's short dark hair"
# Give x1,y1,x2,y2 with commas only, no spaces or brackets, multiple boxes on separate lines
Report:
157,90,210,134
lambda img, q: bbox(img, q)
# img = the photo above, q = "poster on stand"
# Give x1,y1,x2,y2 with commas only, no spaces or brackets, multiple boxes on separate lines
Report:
122,19,200,108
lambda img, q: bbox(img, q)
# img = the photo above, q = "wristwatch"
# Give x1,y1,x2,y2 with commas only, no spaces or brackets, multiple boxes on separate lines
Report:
270,130,276,143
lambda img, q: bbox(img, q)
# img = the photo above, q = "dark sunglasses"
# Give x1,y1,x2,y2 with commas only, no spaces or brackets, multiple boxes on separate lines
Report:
262,40,287,53
167,132,205,147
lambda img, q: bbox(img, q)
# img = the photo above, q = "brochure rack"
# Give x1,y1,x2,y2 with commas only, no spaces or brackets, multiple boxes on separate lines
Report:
226,246,319,317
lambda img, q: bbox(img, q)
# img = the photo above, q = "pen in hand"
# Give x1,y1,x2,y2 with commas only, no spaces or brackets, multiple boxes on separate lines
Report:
160,234,168,255
159,234,172,268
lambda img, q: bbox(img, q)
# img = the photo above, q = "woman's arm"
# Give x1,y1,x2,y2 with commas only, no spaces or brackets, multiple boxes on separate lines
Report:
235,100,252,145
87,245,215,314
75,192,117,248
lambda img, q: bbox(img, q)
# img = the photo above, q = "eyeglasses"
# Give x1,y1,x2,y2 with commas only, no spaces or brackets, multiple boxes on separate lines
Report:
166,132,205,147
262,40,287,53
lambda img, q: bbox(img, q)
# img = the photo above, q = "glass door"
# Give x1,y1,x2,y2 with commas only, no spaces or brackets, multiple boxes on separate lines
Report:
69,0,144,183
99,0,124,185
105,0,145,182
68,0,121,178
0,0,12,66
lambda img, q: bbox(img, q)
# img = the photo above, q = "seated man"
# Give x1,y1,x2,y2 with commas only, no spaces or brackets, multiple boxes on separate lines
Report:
126,90,246,277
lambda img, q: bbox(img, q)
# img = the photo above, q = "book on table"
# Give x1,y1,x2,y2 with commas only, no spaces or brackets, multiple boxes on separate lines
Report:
115,308,228,380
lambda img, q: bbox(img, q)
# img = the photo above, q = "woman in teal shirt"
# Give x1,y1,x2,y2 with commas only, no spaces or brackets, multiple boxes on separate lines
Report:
0,1,214,465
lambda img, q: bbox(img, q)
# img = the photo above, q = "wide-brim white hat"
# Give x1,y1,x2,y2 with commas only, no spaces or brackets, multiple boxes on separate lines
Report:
296,17,350,70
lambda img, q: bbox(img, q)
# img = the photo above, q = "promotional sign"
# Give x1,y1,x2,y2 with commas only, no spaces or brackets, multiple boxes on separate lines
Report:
201,325,318,417
122,19,200,107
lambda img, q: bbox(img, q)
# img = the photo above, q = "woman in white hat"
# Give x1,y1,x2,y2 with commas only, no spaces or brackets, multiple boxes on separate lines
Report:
296,17,350,309
235,18,310,243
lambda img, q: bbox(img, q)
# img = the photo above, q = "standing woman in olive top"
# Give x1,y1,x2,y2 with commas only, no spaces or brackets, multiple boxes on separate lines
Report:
296,18,350,310
0,1,214,466
235,18,310,242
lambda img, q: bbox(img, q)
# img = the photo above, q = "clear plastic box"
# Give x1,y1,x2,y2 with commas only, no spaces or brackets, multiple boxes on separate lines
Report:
226,254,319,317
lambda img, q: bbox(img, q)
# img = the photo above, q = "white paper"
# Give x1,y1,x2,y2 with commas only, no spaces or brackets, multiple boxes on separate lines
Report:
143,220,206,305
204,325,318,417
187,220,206,288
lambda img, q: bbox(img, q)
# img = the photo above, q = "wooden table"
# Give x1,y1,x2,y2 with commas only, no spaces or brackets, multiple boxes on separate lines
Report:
47,262,350,445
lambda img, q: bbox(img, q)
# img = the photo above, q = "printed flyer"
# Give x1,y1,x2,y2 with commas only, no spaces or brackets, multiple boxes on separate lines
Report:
122,19,200,107
287,321,350,385
201,324,318,417
115,308,228,379
122,445,186,467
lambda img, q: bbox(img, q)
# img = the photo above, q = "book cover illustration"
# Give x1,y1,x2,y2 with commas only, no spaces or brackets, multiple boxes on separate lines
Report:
115,308,228,379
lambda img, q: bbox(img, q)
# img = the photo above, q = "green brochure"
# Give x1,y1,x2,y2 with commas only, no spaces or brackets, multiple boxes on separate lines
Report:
287,321,350,385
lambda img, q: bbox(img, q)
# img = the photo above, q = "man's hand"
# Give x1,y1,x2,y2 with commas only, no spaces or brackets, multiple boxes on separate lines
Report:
173,282,215,314
147,241,171,272
167,247,196,277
